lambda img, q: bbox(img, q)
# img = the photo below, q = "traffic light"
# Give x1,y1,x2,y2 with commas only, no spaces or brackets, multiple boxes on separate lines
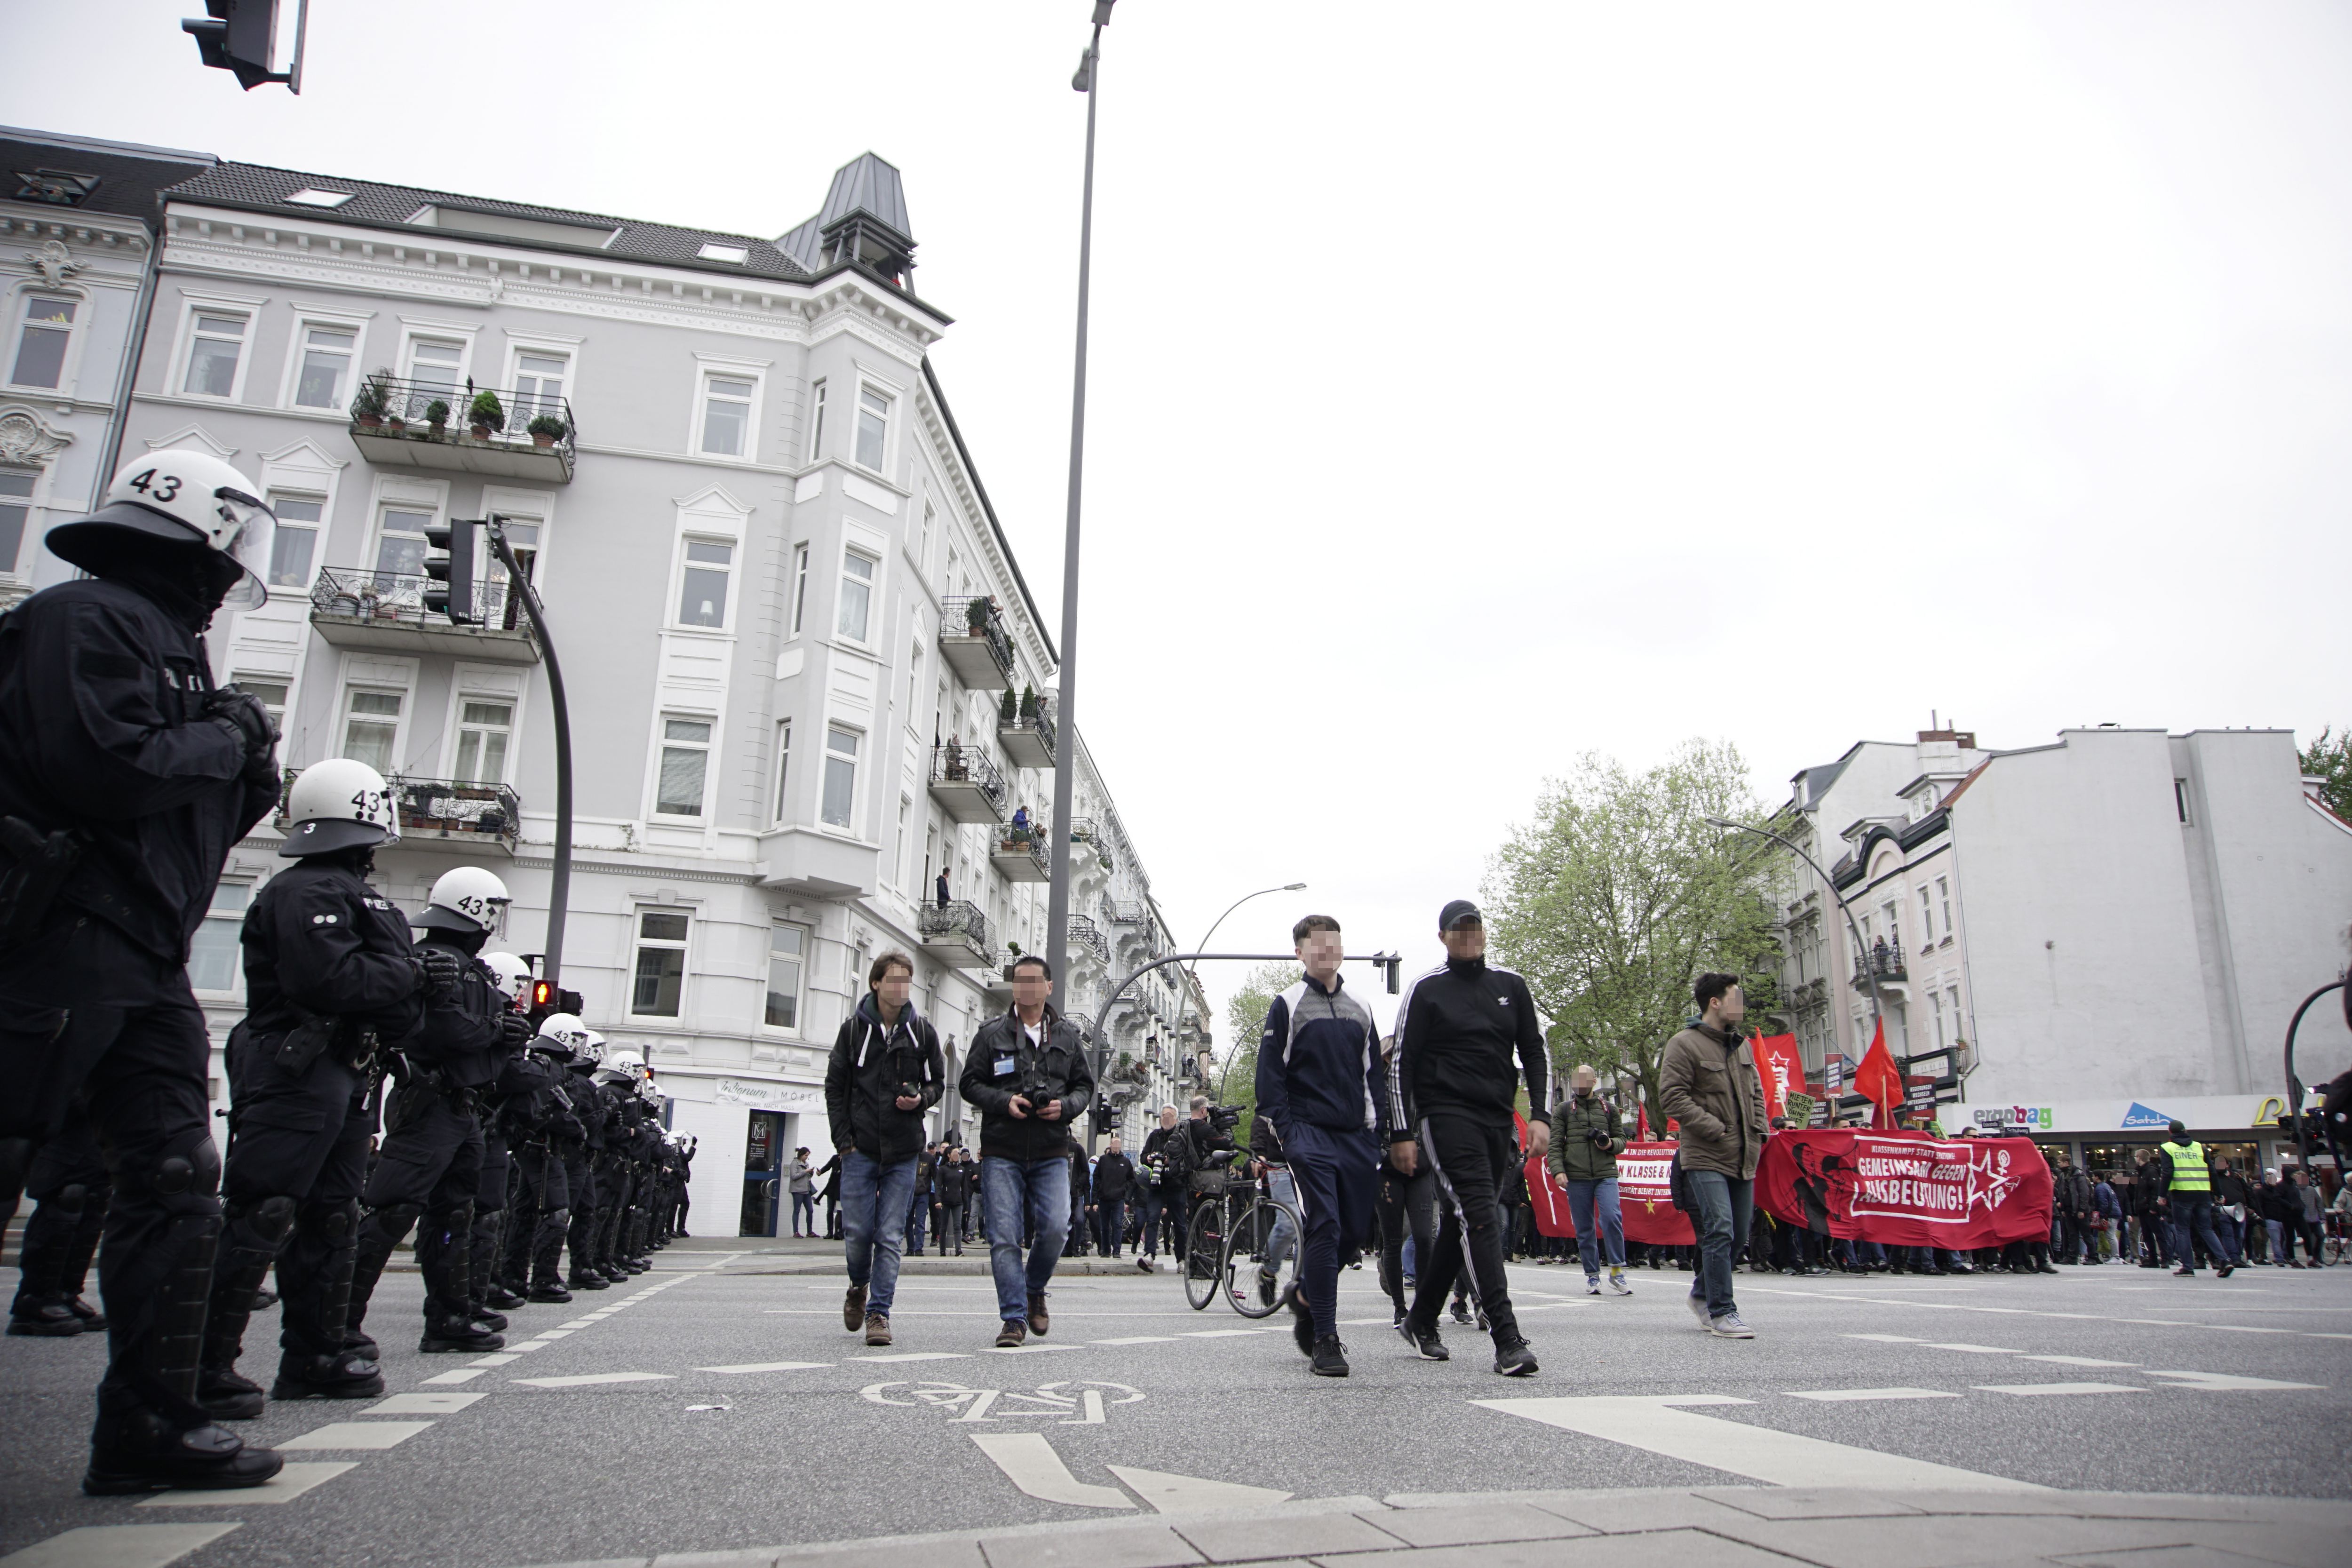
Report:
182,0,306,92
525,979,585,1029
421,518,476,623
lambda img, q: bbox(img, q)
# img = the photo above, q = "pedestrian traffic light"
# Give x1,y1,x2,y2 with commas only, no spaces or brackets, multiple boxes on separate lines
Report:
181,0,307,92
527,979,585,1029
421,518,476,623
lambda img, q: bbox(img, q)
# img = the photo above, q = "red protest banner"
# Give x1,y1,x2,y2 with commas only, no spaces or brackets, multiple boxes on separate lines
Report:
1526,1154,1574,1237
1522,1146,1693,1243
1756,1129,2054,1249
1753,1032,1803,1121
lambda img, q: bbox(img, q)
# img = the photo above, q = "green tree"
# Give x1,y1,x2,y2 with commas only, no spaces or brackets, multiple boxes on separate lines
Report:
1212,959,1297,1126
2302,727,2352,823
1483,740,1784,1127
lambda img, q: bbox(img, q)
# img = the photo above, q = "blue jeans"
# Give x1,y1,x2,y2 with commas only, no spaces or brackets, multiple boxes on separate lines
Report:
790,1191,815,1235
839,1150,917,1316
981,1155,1072,1321
1265,1167,1299,1271
1565,1178,1625,1276
1684,1168,1753,1321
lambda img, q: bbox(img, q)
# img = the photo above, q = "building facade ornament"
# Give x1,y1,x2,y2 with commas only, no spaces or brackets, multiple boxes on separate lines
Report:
22,238,83,289
0,405,72,465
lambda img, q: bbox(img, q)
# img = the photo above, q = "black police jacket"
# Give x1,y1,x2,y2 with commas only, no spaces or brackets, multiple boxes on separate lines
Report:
959,1006,1094,1165
561,1067,605,1149
239,858,425,1045
825,995,946,1164
0,578,278,961
404,936,509,1089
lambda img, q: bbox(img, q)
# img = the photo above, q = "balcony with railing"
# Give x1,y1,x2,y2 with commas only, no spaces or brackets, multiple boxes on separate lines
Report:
350,376,577,482
1852,939,1907,990
916,900,993,967
277,768,520,855
996,694,1056,769
1064,914,1108,966
989,823,1051,883
927,741,1007,825
309,566,539,663
1104,899,1145,926
1068,817,1113,874
939,596,1014,691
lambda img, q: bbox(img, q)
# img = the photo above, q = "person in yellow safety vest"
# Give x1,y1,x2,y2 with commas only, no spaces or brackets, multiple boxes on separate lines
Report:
2156,1118,2235,1278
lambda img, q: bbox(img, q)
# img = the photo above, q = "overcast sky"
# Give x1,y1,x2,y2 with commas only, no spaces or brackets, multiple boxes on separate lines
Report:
17,2,2350,1042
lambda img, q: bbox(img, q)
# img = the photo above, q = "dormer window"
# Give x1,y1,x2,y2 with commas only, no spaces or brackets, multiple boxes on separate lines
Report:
285,188,356,208
697,242,749,264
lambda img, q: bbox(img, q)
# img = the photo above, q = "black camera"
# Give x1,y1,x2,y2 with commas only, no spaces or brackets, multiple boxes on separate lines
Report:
1588,1126,1613,1148
1207,1104,1242,1133
897,1082,922,1104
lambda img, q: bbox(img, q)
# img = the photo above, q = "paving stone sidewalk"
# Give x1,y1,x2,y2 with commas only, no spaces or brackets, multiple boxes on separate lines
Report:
502,1485,2352,1568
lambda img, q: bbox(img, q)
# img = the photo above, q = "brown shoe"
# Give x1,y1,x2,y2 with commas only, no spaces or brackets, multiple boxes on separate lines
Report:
1027,1305,1049,1338
843,1284,866,1331
863,1312,891,1346
994,1319,1026,1348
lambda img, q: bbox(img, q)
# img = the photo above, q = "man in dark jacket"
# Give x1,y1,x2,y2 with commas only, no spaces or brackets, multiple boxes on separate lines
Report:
958,955,1093,1346
1548,1063,1629,1295
1657,972,1769,1337
2053,1155,2093,1263
823,951,943,1346
1137,1106,1185,1271
1091,1135,1136,1258
0,451,286,1496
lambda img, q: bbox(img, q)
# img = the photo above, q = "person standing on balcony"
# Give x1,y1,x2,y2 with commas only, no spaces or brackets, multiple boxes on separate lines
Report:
823,952,943,1347
936,868,951,911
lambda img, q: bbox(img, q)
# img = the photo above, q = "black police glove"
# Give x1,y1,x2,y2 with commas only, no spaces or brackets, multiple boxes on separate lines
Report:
500,1013,533,1051
206,687,280,764
419,947,467,994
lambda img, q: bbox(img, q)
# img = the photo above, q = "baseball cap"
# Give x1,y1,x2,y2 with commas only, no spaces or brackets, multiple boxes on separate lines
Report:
1439,899,1482,931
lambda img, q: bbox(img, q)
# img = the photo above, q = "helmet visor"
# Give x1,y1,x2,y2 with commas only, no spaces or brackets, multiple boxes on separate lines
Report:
214,487,276,611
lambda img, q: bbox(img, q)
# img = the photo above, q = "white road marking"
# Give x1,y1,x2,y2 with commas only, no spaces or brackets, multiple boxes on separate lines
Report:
468,1353,519,1366
136,1462,356,1506
558,1319,597,1329
2203,1324,2295,1334
1841,1333,1926,1344
501,1341,546,1353
419,1369,485,1385
1478,1395,2046,1491
509,1372,675,1387
0,1523,242,1568
1754,1285,2348,1341
1105,1465,1293,1513
697,1360,833,1374
367,1392,485,1414
983,1344,1084,1354
1972,1383,2144,1396
1784,1387,1962,1401
530,1329,575,1339
968,1432,1134,1509
1920,1342,2019,1354
1179,1329,1273,1338
851,1351,970,1362
2140,1370,2326,1391
1090,1336,1177,1345
276,1420,434,1451
2021,1355,2139,1368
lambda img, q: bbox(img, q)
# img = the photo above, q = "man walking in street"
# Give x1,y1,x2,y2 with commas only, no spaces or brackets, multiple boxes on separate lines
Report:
1137,1104,1188,1272
1390,900,1548,1377
1091,1134,1135,1258
959,956,1094,1346
1658,973,1770,1338
1549,1064,1632,1297
2156,1119,2233,1277
1257,914,1389,1377
823,952,944,1347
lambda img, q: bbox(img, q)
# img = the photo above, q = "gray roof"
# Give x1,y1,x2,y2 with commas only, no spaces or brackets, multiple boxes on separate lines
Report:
817,152,913,241
1,125,216,231
162,159,820,283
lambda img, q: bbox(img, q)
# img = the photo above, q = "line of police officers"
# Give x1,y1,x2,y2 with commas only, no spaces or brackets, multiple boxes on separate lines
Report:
0,450,690,1496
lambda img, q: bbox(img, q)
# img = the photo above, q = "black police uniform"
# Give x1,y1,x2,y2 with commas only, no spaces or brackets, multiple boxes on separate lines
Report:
0,567,283,1493
472,1043,559,1315
563,1060,613,1287
504,1045,582,1298
346,931,512,1352
9,1105,111,1335
201,855,424,1411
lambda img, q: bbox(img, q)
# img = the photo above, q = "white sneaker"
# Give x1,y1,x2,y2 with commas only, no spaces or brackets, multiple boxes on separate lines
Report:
1585,1275,1602,1295
1608,1270,1633,1296
1708,1312,1756,1339
1686,1293,1711,1328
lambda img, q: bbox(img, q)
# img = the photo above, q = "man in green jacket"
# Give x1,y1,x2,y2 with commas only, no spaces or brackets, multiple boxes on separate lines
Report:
1548,1065,1631,1297
1658,973,1770,1339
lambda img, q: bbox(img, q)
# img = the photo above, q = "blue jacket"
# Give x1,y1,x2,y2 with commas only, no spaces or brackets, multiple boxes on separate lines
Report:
1255,972,1388,1150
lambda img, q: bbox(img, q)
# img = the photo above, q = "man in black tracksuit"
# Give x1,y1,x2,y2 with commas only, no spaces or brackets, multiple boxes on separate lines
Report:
1387,899,1547,1376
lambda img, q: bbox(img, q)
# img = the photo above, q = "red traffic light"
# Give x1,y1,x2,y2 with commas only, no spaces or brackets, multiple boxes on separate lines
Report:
532,979,555,1009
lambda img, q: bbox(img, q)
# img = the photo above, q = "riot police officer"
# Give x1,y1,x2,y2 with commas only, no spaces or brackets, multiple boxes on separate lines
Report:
0,450,286,1494
198,760,422,1418
8,1105,110,1336
561,1028,614,1290
469,951,536,1322
508,1014,589,1303
345,866,526,1354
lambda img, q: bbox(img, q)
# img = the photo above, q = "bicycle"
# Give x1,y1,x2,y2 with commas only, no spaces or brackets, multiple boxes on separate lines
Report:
1181,1154,1304,1318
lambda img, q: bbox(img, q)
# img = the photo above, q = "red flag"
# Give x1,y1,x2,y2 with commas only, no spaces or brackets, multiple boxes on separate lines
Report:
1636,1104,1651,1140
1754,1033,1800,1121
1854,1017,1903,1129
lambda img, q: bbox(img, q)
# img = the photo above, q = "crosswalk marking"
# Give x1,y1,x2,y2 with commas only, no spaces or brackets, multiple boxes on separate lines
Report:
697,1360,831,1374
1783,1387,1961,1401
1972,1383,2143,1396
850,1351,970,1362
468,1353,519,1366
509,1372,675,1387
136,1462,356,1506
1090,1336,1178,1344
1920,1342,2019,1354
277,1420,435,1451
0,1523,241,1568
1179,1329,1273,1338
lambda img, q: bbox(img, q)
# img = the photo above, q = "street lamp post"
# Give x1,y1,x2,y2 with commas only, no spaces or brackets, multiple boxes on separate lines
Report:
1045,0,1119,1014
1183,880,1305,1079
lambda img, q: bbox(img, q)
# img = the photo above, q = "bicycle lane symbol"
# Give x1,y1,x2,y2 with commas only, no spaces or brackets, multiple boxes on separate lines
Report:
859,1379,1145,1425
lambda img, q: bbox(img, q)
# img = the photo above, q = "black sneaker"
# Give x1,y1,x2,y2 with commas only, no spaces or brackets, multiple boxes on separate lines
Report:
7,1297,84,1337
197,1367,267,1422
1289,1293,1315,1356
1448,1299,1474,1327
419,1319,504,1353
472,1309,509,1333
82,1408,283,1497
1311,1335,1350,1377
485,1286,526,1311
527,1281,572,1304
1494,1338,1540,1377
1405,1321,1450,1361
572,1271,610,1291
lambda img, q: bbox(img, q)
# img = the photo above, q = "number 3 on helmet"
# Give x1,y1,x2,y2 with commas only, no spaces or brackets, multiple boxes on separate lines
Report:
418,865,511,935
279,758,401,857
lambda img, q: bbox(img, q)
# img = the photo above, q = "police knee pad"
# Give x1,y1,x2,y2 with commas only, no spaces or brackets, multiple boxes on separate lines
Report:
366,1201,424,1236
226,1192,300,1243
321,1202,358,1242
545,1208,571,1231
55,1181,90,1220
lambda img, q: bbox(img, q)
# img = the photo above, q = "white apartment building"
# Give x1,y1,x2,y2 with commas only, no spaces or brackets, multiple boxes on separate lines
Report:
82,146,1205,1236
1770,724,2352,1171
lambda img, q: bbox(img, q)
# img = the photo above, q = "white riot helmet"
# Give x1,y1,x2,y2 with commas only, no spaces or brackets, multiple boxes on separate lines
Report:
580,1027,608,1067
417,865,509,934
598,1047,646,1085
481,952,532,1004
279,758,400,857
47,449,277,610
533,1012,591,1059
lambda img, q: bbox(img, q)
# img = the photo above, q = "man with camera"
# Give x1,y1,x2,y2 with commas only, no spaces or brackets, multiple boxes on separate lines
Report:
958,955,1094,1346
824,951,944,1346
1137,1104,1186,1271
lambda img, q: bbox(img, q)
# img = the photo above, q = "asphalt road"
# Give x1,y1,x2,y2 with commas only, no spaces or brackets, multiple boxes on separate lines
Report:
3,1247,2347,1568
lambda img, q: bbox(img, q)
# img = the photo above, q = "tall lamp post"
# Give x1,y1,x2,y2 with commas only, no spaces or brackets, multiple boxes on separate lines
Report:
1188,882,1304,1098
1044,0,1119,1012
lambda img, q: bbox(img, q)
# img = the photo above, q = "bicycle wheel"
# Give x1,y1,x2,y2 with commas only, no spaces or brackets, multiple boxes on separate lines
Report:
2326,1230,2345,1267
1183,1197,1225,1311
1223,1196,1303,1319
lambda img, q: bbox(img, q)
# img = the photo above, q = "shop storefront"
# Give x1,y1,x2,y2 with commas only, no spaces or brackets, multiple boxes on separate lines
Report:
662,1074,829,1241
1967,1093,2297,1178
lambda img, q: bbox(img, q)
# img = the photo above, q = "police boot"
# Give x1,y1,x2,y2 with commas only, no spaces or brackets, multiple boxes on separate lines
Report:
8,1239,82,1335
282,1200,382,1376
82,1212,284,1496
62,1184,111,1326
270,1349,384,1401
198,1195,298,1420
345,1202,421,1354
466,1206,509,1328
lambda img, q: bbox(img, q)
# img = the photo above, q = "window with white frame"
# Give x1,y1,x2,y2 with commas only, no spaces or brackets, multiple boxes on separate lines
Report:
1918,886,1934,946
187,880,252,994
1928,988,1945,1050
10,295,77,389
836,549,875,642
1946,985,1962,1038
233,676,289,731
0,469,33,574
453,699,514,784
820,724,858,828
631,909,690,1017
1936,876,1951,940
699,372,755,457
854,385,890,471
374,503,434,582
402,337,463,420
654,716,713,817
290,323,358,409
675,540,731,629
341,686,404,773
182,310,248,397
267,495,324,589
905,644,921,731
512,351,568,425
765,921,806,1030
771,719,792,823
894,795,910,888
806,380,826,461
789,542,810,635
918,501,934,569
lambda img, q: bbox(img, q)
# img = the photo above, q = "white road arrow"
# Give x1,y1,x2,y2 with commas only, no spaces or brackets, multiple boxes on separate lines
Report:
1106,1466,1293,1514
968,1432,1134,1509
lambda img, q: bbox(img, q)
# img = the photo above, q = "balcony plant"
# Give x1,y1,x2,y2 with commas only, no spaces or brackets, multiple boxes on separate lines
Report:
964,596,992,632
468,389,506,439
1019,685,1040,720
425,398,451,435
351,370,391,429
998,686,1017,724
526,413,567,448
